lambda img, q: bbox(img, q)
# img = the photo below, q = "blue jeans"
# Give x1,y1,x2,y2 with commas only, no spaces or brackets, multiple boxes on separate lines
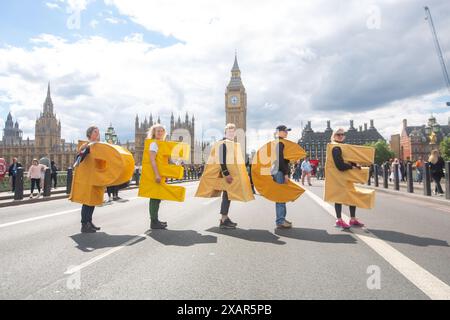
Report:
273,171,287,225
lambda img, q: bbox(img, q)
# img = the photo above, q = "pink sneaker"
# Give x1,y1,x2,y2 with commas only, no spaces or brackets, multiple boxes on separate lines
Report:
335,219,350,229
349,219,365,228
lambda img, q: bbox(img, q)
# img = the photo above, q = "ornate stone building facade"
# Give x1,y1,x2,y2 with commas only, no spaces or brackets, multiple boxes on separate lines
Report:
170,112,195,162
298,120,384,167
134,114,160,166
133,112,209,165
2,112,22,145
400,116,449,161
225,54,247,154
0,84,77,169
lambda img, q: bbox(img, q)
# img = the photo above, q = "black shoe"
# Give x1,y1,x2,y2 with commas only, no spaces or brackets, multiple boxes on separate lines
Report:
151,220,167,230
220,219,237,229
158,220,168,226
81,223,96,233
225,218,237,227
89,222,101,231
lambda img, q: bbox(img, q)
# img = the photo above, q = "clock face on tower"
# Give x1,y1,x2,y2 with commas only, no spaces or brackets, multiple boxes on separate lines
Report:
230,96,239,105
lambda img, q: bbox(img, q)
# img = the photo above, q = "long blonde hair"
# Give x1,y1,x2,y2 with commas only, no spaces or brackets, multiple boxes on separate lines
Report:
331,128,346,143
147,124,167,140
428,149,439,164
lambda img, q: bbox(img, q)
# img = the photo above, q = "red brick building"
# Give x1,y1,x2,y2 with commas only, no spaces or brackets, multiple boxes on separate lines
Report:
400,116,448,161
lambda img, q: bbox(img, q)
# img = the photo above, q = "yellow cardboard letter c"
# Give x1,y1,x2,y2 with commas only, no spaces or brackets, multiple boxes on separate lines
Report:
252,139,306,203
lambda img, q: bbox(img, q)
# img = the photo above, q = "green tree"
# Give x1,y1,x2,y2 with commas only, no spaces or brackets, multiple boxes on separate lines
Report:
365,140,395,165
440,137,450,161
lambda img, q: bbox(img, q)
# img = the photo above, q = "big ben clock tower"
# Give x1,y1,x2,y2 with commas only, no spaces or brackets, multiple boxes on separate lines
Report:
225,54,247,155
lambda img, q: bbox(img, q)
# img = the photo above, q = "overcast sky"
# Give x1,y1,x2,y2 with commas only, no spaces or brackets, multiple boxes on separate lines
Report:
1,0,450,151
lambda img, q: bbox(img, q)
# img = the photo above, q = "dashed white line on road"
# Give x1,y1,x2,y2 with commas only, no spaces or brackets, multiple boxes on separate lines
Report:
64,233,148,275
304,188,450,300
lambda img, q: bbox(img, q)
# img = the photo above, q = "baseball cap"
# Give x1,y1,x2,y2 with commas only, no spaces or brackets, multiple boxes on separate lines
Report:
276,125,292,132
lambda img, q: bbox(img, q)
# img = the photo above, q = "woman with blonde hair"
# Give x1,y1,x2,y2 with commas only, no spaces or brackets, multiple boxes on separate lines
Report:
147,124,169,230
429,149,445,196
329,128,365,229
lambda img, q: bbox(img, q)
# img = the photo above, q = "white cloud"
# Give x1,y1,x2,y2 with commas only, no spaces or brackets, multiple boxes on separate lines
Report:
45,2,61,10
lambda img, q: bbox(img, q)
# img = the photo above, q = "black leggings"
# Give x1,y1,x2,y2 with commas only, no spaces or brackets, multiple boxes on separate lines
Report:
81,205,95,224
107,186,118,198
335,203,356,219
30,178,41,194
220,191,231,215
433,176,444,194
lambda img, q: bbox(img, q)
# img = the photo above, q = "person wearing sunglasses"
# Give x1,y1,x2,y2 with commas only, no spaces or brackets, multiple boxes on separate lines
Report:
330,128,365,229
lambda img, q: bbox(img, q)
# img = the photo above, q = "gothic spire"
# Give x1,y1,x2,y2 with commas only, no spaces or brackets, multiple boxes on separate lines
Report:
232,51,240,72
43,82,54,116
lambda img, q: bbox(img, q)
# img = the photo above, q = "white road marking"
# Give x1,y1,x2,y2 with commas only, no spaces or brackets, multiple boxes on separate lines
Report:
65,233,148,275
0,209,79,229
304,188,450,300
0,183,200,229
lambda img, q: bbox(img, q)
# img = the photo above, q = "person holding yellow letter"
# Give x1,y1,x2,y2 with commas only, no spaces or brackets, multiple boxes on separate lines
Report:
272,125,295,229
75,126,101,233
325,128,375,229
195,124,254,228
251,125,306,229
138,124,190,230
147,124,169,230
70,126,135,233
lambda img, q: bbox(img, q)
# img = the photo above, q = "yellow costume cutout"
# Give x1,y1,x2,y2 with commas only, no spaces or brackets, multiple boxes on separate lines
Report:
69,142,135,206
252,139,306,203
138,139,190,202
195,140,254,202
324,143,375,209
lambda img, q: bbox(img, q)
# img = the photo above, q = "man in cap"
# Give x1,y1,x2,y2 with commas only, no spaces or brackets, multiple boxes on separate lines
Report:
271,125,293,229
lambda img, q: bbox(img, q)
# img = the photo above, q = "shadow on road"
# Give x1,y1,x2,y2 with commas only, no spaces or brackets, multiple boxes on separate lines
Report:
147,230,217,247
206,227,286,245
70,233,146,252
275,228,357,244
366,229,450,247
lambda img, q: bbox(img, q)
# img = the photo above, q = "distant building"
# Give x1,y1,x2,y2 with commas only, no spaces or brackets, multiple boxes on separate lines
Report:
2,112,23,145
134,114,160,166
400,116,449,161
225,54,247,155
298,120,385,166
0,83,77,169
170,112,195,162
104,123,119,144
133,112,209,166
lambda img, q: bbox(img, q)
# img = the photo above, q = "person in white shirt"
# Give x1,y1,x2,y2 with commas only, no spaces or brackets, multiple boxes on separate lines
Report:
147,124,169,230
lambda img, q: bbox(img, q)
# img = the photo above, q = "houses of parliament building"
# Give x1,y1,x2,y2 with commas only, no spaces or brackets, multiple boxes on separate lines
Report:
1,54,248,169
0,84,77,170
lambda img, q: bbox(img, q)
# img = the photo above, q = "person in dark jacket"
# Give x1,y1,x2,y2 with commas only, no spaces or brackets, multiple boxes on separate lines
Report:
330,128,365,229
8,157,22,192
271,125,293,229
50,161,58,189
428,149,445,196
217,123,239,229
77,126,102,233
